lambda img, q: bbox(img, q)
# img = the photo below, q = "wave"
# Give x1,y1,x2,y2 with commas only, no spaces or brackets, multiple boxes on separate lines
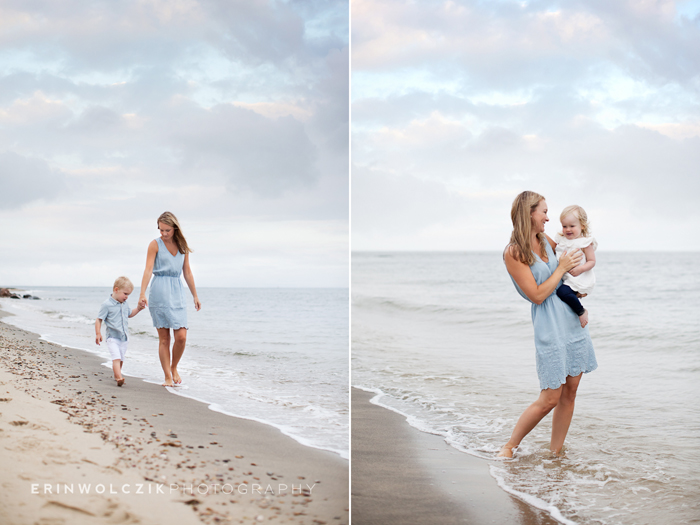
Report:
352,295,480,318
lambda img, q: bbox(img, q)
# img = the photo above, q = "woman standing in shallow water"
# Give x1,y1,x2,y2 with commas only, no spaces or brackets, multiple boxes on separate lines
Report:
139,211,201,387
498,191,598,458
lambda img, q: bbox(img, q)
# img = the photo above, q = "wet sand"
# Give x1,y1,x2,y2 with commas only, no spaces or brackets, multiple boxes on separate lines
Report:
0,311,348,524
351,388,558,525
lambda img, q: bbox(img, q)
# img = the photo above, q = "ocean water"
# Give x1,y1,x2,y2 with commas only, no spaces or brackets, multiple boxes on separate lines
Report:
0,286,349,458
352,252,700,524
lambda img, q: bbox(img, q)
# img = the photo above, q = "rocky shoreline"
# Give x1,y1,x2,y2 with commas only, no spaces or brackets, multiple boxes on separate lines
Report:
0,288,39,300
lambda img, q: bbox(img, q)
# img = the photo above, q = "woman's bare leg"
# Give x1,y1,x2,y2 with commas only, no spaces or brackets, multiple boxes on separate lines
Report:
498,387,562,458
550,373,582,455
170,328,187,384
157,328,174,386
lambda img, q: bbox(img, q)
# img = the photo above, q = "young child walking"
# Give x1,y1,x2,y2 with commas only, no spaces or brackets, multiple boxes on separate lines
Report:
95,276,145,386
555,205,597,329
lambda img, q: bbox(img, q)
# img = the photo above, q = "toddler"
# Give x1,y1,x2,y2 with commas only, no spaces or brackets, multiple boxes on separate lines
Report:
95,276,145,386
555,205,597,328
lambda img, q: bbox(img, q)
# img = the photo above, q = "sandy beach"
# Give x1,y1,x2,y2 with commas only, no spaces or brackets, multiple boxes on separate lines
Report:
0,309,348,525
351,388,558,525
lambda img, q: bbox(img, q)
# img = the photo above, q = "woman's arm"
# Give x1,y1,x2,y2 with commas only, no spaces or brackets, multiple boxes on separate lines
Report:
568,245,596,277
505,246,582,305
139,240,158,307
182,252,201,311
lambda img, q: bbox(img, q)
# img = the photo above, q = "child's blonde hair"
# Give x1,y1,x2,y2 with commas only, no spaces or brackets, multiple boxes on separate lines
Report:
560,205,591,237
113,276,134,291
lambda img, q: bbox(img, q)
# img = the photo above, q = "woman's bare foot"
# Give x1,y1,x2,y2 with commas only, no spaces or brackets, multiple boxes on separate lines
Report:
579,309,589,328
172,369,182,385
116,377,125,387
550,445,566,457
497,445,515,458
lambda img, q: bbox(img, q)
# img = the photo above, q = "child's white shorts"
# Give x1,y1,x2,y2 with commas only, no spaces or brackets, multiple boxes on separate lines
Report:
106,338,128,361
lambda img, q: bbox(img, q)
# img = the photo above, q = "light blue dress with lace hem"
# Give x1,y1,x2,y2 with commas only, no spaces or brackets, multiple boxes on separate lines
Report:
508,240,597,390
148,237,188,330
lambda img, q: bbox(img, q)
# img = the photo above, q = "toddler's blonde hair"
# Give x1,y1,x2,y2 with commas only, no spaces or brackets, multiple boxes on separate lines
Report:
560,205,590,237
113,276,134,291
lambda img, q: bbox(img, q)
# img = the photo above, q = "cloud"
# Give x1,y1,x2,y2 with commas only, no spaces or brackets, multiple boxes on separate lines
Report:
0,0,349,205
353,0,700,92
0,151,66,209
351,164,467,234
166,103,319,196
0,0,348,286
352,0,700,251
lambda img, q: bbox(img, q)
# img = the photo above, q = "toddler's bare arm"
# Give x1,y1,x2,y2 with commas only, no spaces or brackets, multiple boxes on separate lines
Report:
569,245,596,277
95,319,103,345
129,303,145,318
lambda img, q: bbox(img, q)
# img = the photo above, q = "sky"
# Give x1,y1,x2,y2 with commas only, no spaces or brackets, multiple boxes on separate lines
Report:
0,0,349,288
351,0,700,251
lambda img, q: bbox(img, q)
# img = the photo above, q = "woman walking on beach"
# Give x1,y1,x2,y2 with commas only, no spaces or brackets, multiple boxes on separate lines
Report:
498,191,597,458
139,211,201,387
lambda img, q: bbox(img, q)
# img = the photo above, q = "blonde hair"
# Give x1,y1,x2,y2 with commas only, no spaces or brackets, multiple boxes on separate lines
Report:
559,205,590,237
157,211,192,254
113,276,134,291
508,191,547,266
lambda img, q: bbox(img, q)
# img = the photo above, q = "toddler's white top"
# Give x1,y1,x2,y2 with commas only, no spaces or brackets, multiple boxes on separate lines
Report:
554,234,597,295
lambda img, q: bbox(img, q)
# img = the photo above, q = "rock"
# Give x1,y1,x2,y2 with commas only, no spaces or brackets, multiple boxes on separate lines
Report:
0,288,23,299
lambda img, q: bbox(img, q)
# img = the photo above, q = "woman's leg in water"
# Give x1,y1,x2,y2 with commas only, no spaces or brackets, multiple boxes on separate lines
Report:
550,373,583,455
497,386,562,458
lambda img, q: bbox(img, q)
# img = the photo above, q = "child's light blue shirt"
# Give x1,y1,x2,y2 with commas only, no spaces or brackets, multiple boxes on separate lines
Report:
97,297,131,341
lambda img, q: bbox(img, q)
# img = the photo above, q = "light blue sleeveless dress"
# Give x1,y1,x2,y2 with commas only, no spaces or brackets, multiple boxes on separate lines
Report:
148,238,188,330
509,241,597,390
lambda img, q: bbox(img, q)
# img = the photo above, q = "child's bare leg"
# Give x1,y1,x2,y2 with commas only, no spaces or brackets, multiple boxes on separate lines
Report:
170,328,187,384
112,359,122,380
157,328,174,386
113,359,125,386
579,310,589,328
